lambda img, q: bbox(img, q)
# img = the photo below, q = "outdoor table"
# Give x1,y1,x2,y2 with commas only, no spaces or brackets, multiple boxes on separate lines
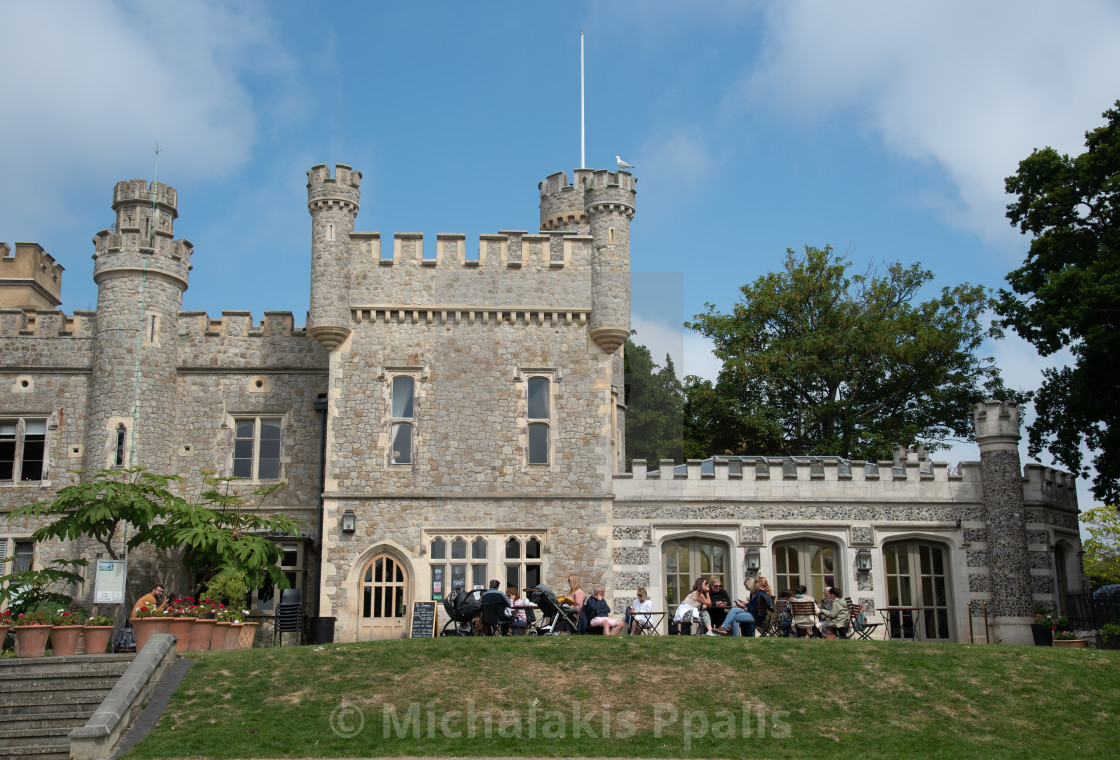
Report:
879,606,923,640
629,610,665,635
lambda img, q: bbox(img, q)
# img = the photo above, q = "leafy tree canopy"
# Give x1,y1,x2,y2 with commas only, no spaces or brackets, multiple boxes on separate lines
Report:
624,338,684,469
997,101,1120,503
686,245,1008,460
1080,505,1120,587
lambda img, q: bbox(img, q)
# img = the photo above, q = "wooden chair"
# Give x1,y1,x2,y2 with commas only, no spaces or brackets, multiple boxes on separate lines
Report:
790,600,821,637
846,598,880,640
758,599,785,637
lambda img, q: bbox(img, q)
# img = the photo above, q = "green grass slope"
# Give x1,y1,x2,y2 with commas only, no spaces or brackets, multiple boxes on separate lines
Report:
121,636,1120,760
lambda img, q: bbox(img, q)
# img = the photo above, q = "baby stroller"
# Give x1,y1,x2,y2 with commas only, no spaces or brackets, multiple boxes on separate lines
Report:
526,583,579,635
442,588,483,636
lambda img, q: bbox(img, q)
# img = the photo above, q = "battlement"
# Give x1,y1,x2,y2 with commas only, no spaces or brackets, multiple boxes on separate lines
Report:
307,163,361,211
354,230,590,269
177,310,303,338
0,308,95,337
1022,463,1078,510
113,179,178,213
0,242,64,309
973,399,1021,451
539,169,636,230
614,456,986,504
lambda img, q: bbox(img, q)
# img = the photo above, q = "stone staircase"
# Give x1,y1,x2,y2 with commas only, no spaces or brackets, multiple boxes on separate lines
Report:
0,655,134,760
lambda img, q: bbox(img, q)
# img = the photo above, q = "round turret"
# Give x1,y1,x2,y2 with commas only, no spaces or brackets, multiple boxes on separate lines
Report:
539,170,594,233
307,164,361,350
584,169,636,353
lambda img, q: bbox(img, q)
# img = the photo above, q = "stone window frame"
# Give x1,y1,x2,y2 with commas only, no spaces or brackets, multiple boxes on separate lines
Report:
517,367,557,469
227,413,287,482
248,536,308,616
0,416,48,483
426,531,546,601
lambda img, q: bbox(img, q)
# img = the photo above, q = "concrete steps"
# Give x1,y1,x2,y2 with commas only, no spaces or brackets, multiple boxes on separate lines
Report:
0,655,134,760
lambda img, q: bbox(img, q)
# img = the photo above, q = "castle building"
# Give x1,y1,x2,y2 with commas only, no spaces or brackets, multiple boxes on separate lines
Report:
0,164,1084,645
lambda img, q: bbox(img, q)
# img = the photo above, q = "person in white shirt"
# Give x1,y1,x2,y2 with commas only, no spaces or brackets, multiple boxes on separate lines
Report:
628,586,654,634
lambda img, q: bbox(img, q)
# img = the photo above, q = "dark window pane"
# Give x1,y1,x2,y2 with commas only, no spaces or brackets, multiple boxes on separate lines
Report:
233,457,253,479
528,377,549,419
19,434,43,481
363,587,371,617
258,457,280,480
526,564,541,588
236,420,254,439
506,565,519,589
526,538,541,559
528,423,548,464
391,423,412,464
260,418,281,440
430,538,445,559
374,587,383,617
451,564,466,590
451,538,466,559
472,565,486,589
281,544,299,567
505,537,520,559
472,537,487,559
392,376,415,418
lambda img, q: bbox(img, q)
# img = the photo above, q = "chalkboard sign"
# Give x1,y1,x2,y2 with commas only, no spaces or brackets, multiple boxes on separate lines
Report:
410,601,437,638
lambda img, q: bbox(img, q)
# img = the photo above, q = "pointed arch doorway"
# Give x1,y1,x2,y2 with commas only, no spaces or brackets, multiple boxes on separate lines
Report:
357,552,410,640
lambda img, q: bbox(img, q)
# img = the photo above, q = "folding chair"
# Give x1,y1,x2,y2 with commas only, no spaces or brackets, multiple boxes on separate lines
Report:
846,597,881,640
790,600,822,637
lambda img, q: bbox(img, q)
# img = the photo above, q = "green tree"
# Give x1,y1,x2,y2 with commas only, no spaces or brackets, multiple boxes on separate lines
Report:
686,245,1006,460
997,101,1120,503
624,338,684,469
1080,505,1120,587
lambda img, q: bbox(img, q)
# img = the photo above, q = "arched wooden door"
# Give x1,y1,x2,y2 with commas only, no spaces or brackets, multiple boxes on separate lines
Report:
358,553,409,640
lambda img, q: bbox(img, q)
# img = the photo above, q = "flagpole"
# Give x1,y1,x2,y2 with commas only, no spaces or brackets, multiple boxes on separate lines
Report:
580,30,585,169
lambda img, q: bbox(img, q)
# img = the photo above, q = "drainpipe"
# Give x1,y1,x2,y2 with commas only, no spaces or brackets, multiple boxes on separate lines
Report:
312,393,328,618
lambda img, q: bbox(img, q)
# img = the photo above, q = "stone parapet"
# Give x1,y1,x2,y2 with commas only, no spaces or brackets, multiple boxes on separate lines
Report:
0,308,96,337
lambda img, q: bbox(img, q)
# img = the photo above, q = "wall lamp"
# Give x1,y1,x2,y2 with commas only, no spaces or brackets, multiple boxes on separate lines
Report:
745,547,761,572
341,509,356,534
856,548,873,572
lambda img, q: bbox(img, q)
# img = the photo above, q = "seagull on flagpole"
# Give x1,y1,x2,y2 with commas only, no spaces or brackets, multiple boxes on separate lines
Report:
616,155,634,169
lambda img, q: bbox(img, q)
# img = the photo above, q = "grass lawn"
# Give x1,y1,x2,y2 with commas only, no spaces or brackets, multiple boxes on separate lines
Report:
120,636,1120,760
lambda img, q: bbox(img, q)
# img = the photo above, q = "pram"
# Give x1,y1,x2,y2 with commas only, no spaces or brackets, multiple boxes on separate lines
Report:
442,588,483,636
526,583,579,635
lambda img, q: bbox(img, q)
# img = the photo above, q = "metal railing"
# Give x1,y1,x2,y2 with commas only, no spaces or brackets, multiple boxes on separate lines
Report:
1064,592,1120,630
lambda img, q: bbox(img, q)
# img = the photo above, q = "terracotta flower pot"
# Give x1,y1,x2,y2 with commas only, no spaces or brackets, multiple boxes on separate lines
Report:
212,621,233,650
49,625,83,656
130,617,172,652
1054,638,1087,649
0,625,9,647
13,625,54,658
168,617,196,653
237,621,260,649
227,623,244,650
188,619,217,651
82,626,115,655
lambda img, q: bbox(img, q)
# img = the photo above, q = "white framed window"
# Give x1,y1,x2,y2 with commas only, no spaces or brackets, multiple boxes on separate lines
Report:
0,418,46,482
0,538,35,611
390,375,415,465
233,416,282,480
428,532,545,600
526,375,551,465
250,539,306,614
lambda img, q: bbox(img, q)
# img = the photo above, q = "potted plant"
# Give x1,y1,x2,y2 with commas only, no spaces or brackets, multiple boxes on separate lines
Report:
1054,629,1087,649
130,601,172,652
12,608,57,658
49,610,84,656
82,615,116,655
166,596,197,654
188,597,219,651
1097,623,1120,650
1031,610,1055,646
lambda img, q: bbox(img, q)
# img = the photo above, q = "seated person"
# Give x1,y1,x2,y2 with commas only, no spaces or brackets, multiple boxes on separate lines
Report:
585,586,624,635
132,582,167,617
628,586,654,634
673,578,717,635
777,589,795,636
819,586,850,637
714,578,757,636
560,574,586,612
750,576,775,632
480,579,513,634
707,576,731,628
507,587,529,634
791,585,821,636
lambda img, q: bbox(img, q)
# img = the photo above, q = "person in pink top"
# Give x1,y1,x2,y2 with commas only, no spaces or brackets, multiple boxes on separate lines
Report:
566,574,586,612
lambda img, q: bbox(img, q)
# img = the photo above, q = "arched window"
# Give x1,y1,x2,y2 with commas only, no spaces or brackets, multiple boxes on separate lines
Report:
772,539,840,601
360,554,407,619
663,538,728,607
883,540,952,640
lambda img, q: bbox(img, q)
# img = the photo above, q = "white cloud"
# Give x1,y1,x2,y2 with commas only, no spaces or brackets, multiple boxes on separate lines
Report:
630,314,722,383
741,0,1120,247
0,0,292,229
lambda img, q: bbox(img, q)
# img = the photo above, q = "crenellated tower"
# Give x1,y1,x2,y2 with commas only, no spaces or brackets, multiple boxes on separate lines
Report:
973,399,1034,645
85,179,193,473
307,164,360,350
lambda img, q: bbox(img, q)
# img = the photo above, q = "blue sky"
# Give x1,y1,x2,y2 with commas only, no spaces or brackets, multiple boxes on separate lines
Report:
2,1,1118,510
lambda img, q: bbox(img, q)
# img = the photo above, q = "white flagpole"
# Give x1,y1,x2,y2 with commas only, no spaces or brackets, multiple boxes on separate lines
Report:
580,30,585,169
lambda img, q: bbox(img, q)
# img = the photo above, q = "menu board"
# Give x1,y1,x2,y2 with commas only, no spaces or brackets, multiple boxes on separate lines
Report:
410,601,437,638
